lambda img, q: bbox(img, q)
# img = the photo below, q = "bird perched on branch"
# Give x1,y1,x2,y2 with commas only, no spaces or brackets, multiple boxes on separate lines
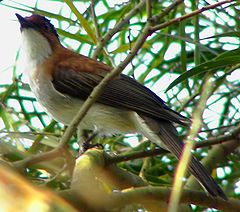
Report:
16,13,227,200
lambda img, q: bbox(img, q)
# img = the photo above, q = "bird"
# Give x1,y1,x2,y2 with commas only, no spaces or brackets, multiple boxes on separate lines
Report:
16,13,227,200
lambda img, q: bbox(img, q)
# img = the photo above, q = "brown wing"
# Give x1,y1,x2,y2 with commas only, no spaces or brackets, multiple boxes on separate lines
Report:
52,64,190,126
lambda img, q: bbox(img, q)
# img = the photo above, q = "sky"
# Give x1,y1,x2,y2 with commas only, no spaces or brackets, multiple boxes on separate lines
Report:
0,5,21,85
0,1,86,84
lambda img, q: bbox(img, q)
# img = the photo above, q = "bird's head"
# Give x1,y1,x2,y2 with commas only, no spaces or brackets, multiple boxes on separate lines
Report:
16,13,60,46
16,13,61,65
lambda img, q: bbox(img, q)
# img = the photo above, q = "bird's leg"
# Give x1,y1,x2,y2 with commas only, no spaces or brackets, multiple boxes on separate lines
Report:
78,129,102,154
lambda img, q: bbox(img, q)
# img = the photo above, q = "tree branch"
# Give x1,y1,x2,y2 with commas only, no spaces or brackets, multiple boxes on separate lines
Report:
60,187,240,211
92,0,146,58
149,0,183,25
169,75,214,211
186,138,240,190
151,0,234,32
109,187,240,211
197,123,240,148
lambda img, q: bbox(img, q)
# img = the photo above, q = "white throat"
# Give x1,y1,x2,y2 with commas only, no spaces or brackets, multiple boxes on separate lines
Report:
21,28,52,68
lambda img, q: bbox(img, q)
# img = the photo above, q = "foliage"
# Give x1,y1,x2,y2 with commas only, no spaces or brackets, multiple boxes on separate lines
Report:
0,0,240,211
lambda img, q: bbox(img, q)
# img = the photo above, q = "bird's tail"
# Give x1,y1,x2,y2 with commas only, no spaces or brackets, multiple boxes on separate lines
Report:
139,115,227,200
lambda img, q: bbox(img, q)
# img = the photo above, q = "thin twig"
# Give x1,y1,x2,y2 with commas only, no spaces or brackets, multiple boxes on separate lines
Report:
13,146,65,169
197,123,240,148
149,0,183,25
200,122,239,133
151,0,234,32
90,0,101,40
92,0,146,58
90,0,115,65
107,148,168,165
107,123,240,164
169,75,214,212
185,139,240,191
0,130,60,137
178,92,199,112
146,0,152,20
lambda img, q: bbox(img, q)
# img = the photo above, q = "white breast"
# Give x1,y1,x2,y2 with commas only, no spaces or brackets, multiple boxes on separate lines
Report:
21,28,52,69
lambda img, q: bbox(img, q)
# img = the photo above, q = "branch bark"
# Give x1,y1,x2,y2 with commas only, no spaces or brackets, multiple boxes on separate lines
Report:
60,148,240,211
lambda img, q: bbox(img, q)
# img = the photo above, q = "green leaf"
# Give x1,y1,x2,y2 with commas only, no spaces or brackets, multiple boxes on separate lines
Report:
57,29,94,45
64,0,97,44
215,48,240,60
201,31,240,40
166,55,240,91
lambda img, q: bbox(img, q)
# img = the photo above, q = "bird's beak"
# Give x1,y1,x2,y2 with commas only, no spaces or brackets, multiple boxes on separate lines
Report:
16,13,33,29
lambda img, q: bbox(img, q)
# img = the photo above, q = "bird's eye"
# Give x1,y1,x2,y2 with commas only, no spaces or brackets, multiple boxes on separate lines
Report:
43,23,50,31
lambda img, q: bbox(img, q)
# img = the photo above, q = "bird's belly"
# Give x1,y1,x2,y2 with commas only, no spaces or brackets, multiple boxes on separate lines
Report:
68,100,137,134
45,99,137,134
29,75,136,134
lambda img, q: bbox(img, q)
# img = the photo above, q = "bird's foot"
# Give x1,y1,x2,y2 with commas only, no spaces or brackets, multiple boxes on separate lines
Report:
81,142,103,153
